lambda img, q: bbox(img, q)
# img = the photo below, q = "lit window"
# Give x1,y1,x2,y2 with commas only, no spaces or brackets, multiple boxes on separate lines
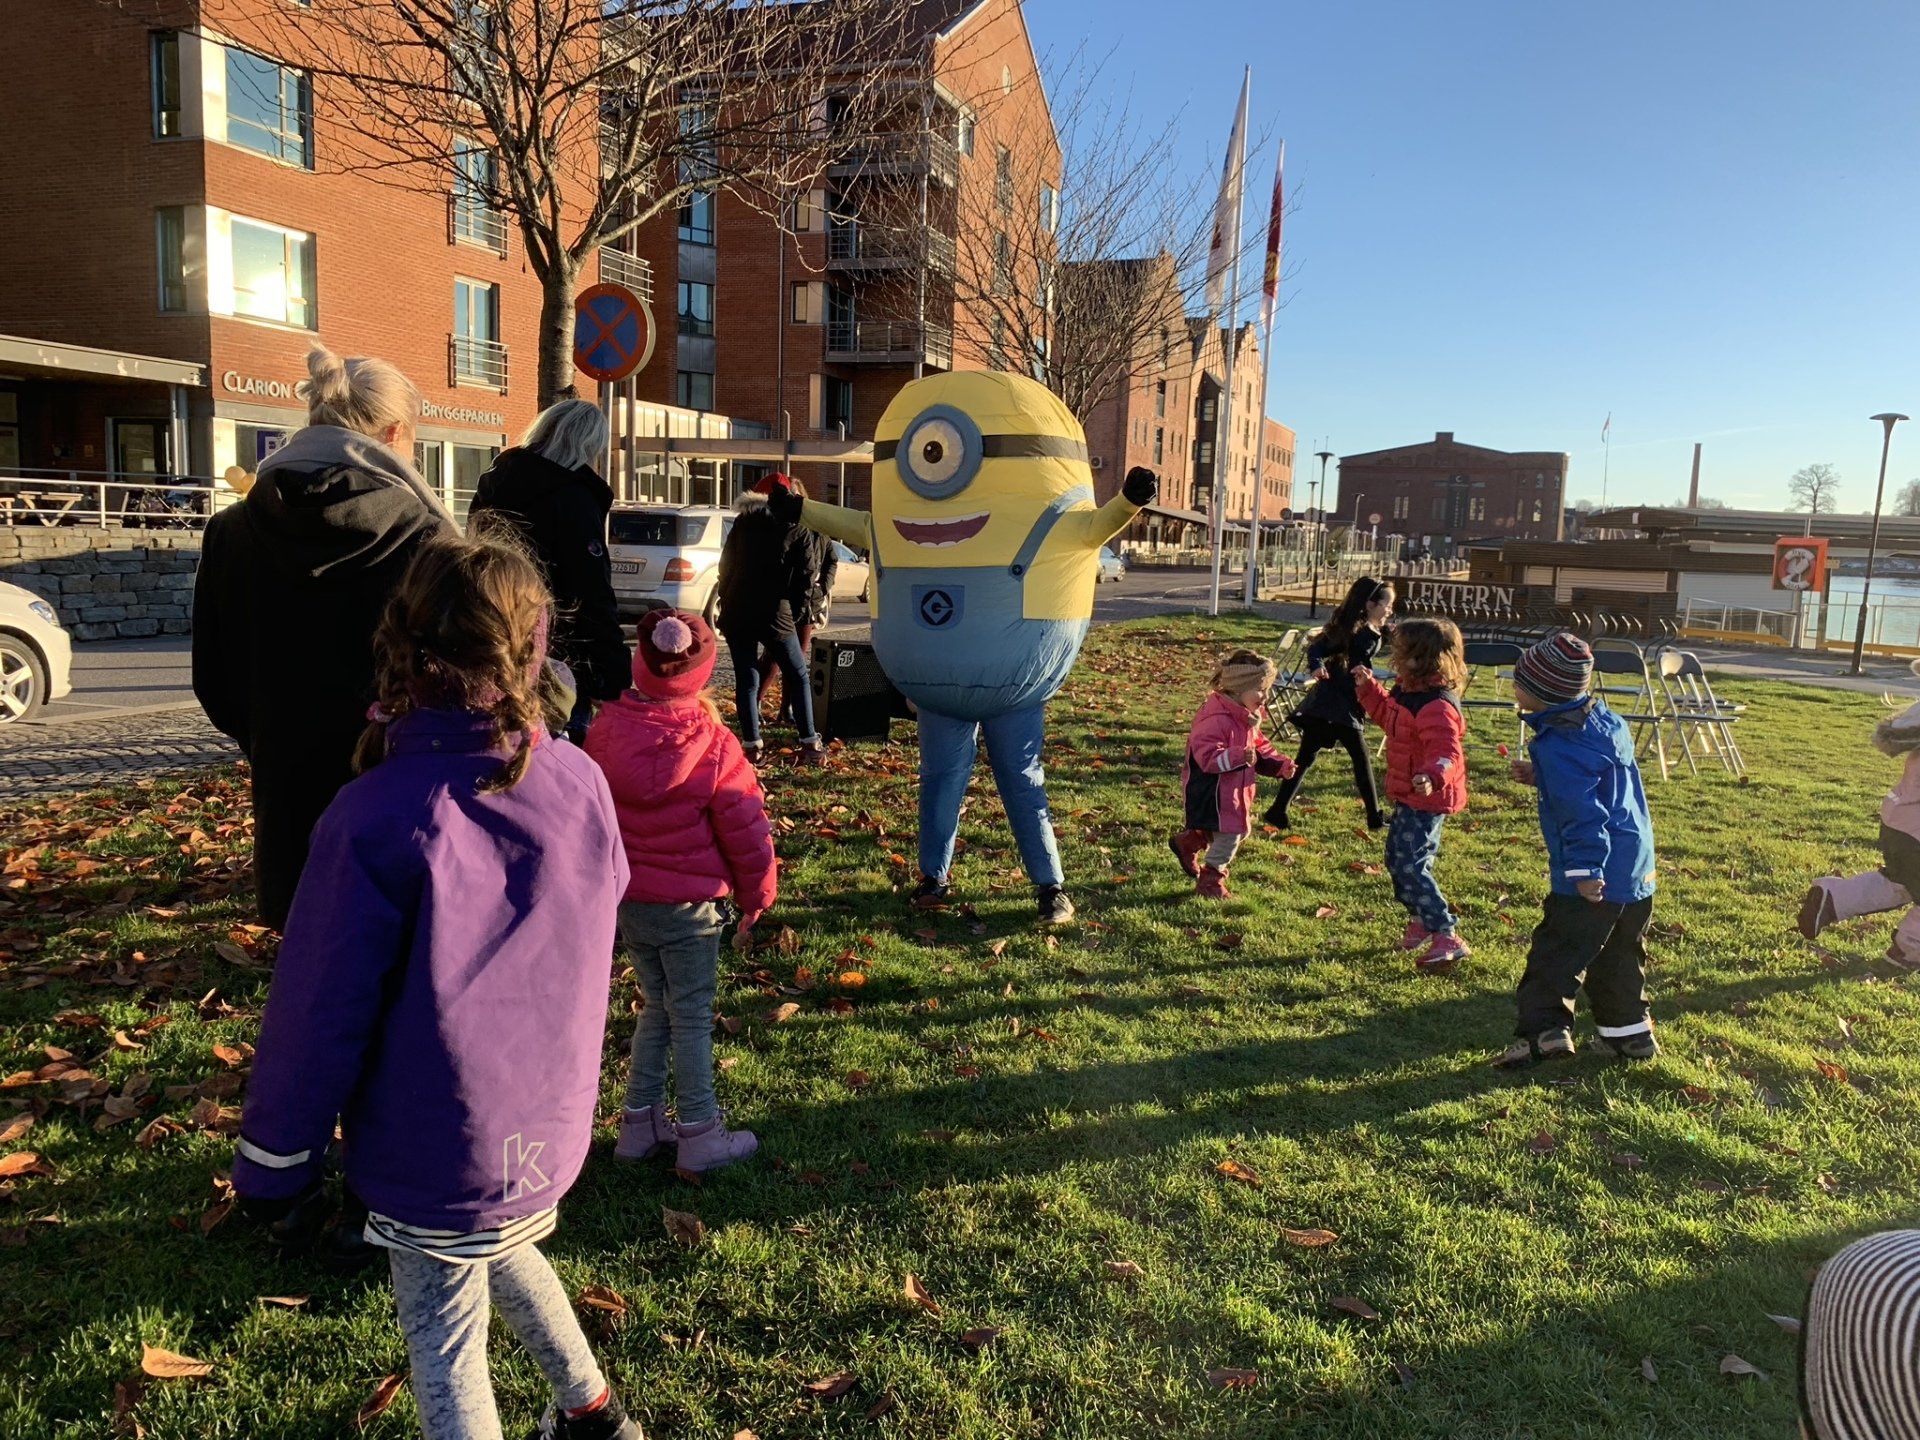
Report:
452,139,506,252
225,46,312,167
678,192,715,245
677,281,715,337
231,217,314,328
152,33,182,138
1039,183,1059,234
156,208,186,312
956,109,976,157
452,277,504,388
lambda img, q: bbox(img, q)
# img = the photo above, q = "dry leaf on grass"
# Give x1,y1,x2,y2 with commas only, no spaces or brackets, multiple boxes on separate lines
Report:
768,1002,801,1023
1329,1295,1380,1320
256,1295,308,1309
802,1373,857,1400
1719,1354,1768,1380
1212,932,1245,952
1815,1059,1850,1085
0,1113,33,1145
355,1374,406,1430
0,1151,53,1179
199,1199,234,1235
577,1284,628,1317
1281,1227,1339,1248
1214,1159,1261,1187
140,1344,214,1379
1610,1152,1645,1170
1390,1360,1416,1387
845,1070,872,1090
864,1392,899,1420
1527,1129,1557,1154
1103,1259,1145,1280
662,1208,706,1248
904,1273,941,1316
958,1326,1003,1352
1641,1356,1659,1383
732,1431,761,1440
1765,1313,1803,1335
1312,905,1339,920
1205,1368,1259,1389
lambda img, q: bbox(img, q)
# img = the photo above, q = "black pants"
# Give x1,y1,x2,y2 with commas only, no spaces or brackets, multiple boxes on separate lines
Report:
1269,717,1383,824
1515,893,1653,1038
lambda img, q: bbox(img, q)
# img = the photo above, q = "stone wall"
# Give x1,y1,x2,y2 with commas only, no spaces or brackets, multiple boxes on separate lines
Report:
0,526,199,641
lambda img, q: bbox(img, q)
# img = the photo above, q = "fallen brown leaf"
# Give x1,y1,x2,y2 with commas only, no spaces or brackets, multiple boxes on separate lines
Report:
802,1373,857,1400
958,1326,1003,1352
198,1199,234,1235
1215,1159,1261,1187
904,1273,941,1316
1280,1227,1338,1248
140,1344,214,1379
662,1207,705,1248
768,1002,801,1023
1815,1059,1850,1085
1610,1152,1645,1170
1391,1359,1416,1387
1765,1312,1803,1335
256,1295,308,1309
1205,1367,1259,1389
1719,1354,1768,1380
845,1069,872,1089
1641,1355,1659,1383
1329,1295,1380,1320
1313,905,1338,920
864,1392,899,1421
577,1284,628,1317
0,1151,52,1179
355,1373,406,1431
1103,1259,1145,1280
1527,1129,1557,1154
0,1113,33,1146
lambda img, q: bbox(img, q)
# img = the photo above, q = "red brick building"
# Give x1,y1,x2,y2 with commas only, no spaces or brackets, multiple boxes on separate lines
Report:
0,1,629,511
1336,431,1569,551
632,0,1060,510
1261,418,1295,519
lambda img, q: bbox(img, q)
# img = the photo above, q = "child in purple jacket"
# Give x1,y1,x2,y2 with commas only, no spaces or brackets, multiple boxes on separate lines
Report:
231,537,639,1440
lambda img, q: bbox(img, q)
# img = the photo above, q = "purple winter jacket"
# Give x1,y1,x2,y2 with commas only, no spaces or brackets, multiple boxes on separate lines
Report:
230,708,630,1233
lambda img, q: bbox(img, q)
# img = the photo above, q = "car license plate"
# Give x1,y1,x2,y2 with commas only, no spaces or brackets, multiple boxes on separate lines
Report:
612,561,643,574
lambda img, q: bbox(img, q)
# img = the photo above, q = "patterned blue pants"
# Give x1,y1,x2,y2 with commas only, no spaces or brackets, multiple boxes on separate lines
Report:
1386,804,1455,934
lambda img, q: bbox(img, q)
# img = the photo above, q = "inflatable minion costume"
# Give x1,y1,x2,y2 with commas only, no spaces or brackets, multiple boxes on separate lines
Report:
777,371,1157,923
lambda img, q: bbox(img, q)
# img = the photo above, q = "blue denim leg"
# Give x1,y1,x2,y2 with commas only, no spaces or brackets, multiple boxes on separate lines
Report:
981,705,1064,888
918,708,981,881
770,630,820,744
618,901,724,1124
1387,804,1454,933
617,905,672,1112
727,637,764,746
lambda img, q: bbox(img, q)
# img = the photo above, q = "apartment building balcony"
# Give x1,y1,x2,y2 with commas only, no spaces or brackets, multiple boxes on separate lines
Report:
598,246,654,304
449,195,509,257
828,131,959,188
826,319,953,367
450,334,509,391
825,225,956,275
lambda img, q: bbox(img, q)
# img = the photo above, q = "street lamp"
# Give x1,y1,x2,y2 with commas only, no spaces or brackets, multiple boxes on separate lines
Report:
1309,449,1333,618
1852,412,1908,675
1350,492,1367,554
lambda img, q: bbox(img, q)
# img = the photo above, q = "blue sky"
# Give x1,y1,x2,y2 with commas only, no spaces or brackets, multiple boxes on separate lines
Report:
1025,0,1920,512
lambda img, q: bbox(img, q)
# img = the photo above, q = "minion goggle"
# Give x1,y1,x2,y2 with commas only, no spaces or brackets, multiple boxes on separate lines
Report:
876,404,1089,501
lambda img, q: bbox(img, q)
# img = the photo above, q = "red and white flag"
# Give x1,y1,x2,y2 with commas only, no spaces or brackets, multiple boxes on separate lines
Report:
1258,139,1285,336
1204,70,1251,316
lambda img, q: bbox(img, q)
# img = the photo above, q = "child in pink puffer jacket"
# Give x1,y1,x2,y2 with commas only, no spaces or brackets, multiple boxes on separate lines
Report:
585,609,776,1173
1170,650,1296,899
1799,668,1920,968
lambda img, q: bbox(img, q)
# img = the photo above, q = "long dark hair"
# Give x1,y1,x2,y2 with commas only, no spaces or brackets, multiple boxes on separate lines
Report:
1313,576,1393,660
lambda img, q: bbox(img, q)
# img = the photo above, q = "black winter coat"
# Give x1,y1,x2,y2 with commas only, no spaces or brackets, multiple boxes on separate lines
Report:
715,503,832,642
1295,623,1385,729
467,448,630,703
191,426,453,928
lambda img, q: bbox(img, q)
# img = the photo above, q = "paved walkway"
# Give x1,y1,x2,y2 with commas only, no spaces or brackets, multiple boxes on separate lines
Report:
0,703,236,801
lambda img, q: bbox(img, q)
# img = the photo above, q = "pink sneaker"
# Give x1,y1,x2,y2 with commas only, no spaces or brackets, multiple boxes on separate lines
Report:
1414,932,1470,973
614,1102,673,1161
1398,919,1431,952
674,1113,759,1172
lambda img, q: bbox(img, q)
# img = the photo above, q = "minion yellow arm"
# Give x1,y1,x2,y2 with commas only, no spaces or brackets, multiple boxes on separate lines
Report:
798,497,872,550
1067,493,1147,550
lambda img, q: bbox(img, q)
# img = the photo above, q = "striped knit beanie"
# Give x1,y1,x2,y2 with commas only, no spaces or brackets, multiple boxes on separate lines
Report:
1514,631,1593,705
1803,1229,1920,1439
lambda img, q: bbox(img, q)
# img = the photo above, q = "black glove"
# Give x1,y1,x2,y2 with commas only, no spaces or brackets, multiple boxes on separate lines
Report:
1122,466,1159,507
240,1177,332,1248
767,489,804,525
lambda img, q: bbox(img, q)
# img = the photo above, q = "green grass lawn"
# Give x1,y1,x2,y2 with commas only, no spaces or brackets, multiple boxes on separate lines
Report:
2,615,1917,1439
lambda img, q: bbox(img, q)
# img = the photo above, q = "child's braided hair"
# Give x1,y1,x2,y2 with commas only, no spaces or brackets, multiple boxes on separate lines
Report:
353,534,553,792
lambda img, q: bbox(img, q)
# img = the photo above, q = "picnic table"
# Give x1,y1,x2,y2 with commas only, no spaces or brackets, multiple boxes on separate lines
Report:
0,484,86,526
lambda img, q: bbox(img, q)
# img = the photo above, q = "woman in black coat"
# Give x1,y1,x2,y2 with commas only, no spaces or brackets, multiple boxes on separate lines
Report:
193,347,453,928
466,399,630,741
1264,576,1396,831
715,473,829,765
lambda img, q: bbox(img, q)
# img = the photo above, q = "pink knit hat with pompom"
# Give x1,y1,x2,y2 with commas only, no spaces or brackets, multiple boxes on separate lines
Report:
631,609,716,699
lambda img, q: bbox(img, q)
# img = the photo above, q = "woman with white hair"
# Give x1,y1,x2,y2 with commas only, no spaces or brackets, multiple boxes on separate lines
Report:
468,397,629,741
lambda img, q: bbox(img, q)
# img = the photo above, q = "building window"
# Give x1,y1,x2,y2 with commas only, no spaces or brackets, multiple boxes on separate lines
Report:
1154,427,1164,466
1468,496,1486,522
452,139,506,252
956,108,976,157
1392,495,1410,521
225,46,313,167
677,371,714,411
1039,182,1059,234
450,442,496,518
989,314,1007,369
156,208,186,312
1155,380,1166,418
232,217,315,327
1532,501,1544,524
1196,440,1215,470
992,232,1011,296
677,281,714,337
1200,395,1217,424
787,189,824,233
995,145,1013,212
452,277,504,387
678,191,715,245
152,32,182,138
822,376,853,434
790,281,823,324
450,1,495,104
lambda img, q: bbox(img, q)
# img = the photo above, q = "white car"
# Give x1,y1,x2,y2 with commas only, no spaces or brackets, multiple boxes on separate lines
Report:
0,581,73,723
829,541,871,607
607,505,732,620
1097,545,1127,582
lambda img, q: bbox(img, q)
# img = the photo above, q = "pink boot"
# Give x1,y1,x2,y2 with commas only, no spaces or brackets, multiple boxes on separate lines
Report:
1414,932,1470,973
1168,828,1208,878
1398,918,1431,952
1195,865,1230,900
614,1102,673,1161
674,1113,759,1173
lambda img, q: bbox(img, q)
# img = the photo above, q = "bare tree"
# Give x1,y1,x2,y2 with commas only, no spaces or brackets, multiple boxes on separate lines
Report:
190,0,910,406
1789,462,1842,516
1896,479,1920,517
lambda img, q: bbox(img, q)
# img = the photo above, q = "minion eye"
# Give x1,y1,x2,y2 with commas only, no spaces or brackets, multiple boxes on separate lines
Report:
896,404,983,499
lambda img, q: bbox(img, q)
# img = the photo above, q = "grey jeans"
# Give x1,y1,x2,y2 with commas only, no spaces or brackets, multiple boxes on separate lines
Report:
1205,831,1244,868
619,899,724,1125
389,1245,605,1440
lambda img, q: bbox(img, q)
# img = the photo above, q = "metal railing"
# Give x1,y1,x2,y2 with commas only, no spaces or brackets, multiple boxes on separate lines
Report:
597,246,654,303
829,131,960,187
449,193,509,256
825,319,953,366
449,334,509,391
826,224,955,274
0,472,223,529
1677,600,1800,645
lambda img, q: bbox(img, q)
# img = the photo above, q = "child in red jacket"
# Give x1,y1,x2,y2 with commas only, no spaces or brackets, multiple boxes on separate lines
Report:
1172,650,1296,899
1353,618,1470,971
584,609,776,1173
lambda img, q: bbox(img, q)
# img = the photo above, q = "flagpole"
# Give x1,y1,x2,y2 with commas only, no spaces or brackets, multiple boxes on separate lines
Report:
1600,412,1612,509
1208,70,1251,616
1243,139,1283,608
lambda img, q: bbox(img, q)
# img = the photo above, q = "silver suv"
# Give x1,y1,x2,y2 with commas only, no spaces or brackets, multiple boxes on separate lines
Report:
608,505,732,620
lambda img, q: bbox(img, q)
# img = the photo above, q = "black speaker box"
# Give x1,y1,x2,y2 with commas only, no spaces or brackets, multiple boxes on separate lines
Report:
810,638,912,742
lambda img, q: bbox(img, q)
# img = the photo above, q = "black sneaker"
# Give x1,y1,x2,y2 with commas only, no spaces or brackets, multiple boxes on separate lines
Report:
911,875,952,910
1036,886,1075,925
528,1392,644,1440
1797,883,1835,941
318,1190,380,1274
1262,802,1290,829
1590,1030,1660,1062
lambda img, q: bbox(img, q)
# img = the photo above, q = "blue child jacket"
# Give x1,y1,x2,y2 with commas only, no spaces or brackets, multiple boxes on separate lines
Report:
1521,695,1657,902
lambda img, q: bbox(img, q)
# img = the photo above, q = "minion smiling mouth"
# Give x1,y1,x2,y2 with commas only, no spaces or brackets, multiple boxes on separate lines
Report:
893,512,989,548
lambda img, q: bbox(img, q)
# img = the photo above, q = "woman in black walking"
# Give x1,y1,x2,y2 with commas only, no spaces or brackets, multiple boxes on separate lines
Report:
1265,576,1394,830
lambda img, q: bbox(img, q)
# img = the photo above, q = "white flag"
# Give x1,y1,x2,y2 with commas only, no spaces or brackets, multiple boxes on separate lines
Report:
1204,70,1251,316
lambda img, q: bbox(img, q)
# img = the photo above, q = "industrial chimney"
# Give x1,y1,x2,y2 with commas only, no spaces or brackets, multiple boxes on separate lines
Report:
1688,443,1702,507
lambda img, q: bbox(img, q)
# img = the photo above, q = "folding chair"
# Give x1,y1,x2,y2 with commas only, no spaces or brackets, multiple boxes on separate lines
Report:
1270,628,1310,722
1656,650,1746,776
1460,639,1524,746
1590,644,1672,780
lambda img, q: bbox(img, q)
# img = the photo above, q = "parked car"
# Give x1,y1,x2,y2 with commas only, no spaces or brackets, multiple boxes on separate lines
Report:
0,581,73,723
1097,545,1127,582
607,505,732,620
828,541,871,608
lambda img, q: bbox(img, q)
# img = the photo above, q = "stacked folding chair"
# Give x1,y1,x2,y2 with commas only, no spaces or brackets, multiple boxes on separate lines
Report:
1655,650,1747,777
